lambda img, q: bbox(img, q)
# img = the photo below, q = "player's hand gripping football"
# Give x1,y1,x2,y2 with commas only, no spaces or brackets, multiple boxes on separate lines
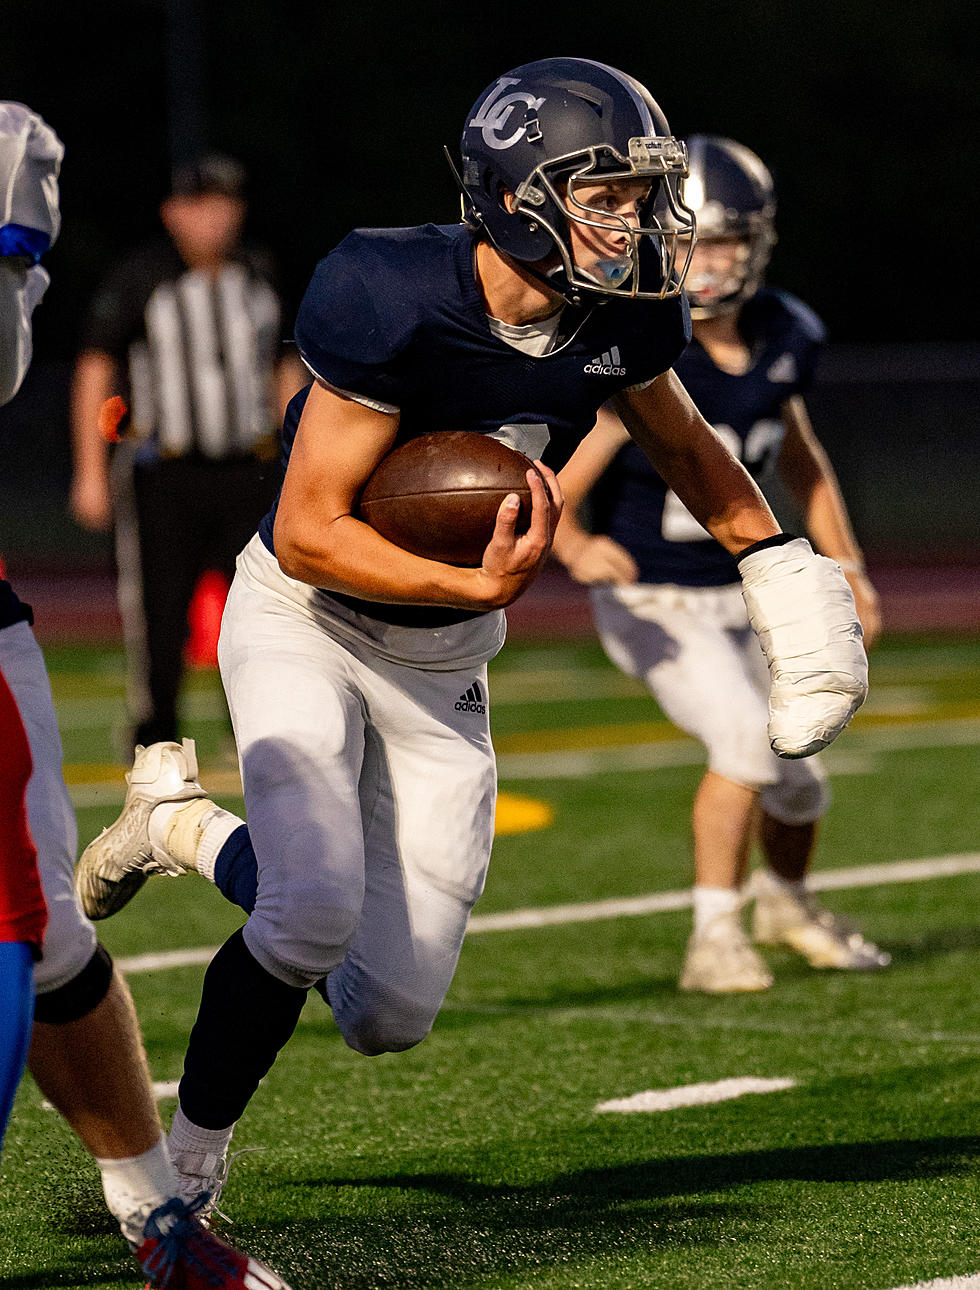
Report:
476,461,563,607
738,537,868,758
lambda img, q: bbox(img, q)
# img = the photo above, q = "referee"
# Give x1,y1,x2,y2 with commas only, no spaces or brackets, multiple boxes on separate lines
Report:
70,154,304,750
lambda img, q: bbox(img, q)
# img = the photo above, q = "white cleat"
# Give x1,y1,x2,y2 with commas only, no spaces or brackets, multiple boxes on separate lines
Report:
751,869,891,970
679,910,774,994
75,739,207,920
168,1143,263,1226
169,1146,233,1226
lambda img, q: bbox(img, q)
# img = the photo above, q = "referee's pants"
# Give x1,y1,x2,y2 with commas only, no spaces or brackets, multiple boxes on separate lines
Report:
112,448,281,750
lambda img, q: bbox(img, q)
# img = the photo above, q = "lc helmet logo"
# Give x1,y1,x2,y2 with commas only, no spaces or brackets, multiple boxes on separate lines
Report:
468,77,546,151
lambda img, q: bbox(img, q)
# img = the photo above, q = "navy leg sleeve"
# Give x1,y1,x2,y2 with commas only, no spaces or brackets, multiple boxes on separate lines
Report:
178,928,308,1129
212,825,258,913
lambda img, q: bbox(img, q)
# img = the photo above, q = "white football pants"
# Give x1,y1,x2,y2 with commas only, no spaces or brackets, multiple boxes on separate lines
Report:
218,536,503,1055
0,621,96,991
590,581,829,824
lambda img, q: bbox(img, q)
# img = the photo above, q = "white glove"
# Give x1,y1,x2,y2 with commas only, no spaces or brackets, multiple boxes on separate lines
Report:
738,537,868,758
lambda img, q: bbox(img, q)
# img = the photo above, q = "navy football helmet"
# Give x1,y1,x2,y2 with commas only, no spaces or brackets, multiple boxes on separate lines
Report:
453,58,695,306
682,135,776,318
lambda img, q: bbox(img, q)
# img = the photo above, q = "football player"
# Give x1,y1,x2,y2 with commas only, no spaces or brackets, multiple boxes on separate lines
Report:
0,102,290,1289
76,62,867,1211
552,135,887,992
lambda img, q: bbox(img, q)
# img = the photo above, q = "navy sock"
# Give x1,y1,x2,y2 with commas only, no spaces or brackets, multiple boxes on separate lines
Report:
213,824,258,913
0,942,34,1152
179,928,308,1129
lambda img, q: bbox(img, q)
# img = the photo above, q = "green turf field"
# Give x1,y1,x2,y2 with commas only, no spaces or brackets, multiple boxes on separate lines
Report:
2,634,979,1289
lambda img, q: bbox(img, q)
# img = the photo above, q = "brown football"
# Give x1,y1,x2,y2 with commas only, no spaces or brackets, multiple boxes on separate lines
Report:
359,432,537,567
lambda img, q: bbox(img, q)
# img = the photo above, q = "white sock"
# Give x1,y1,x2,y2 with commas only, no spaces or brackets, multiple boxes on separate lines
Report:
168,1104,235,1162
692,885,740,934
96,1133,179,1249
148,801,243,883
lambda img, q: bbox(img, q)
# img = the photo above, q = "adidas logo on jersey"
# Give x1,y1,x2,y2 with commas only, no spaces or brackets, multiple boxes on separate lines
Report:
584,346,626,376
767,353,798,383
455,680,487,714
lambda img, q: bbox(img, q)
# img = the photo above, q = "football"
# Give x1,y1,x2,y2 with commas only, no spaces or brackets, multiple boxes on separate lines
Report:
359,432,539,567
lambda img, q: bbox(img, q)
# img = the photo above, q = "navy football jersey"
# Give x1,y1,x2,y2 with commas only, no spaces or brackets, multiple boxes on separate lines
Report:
258,223,689,620
591,288,825,587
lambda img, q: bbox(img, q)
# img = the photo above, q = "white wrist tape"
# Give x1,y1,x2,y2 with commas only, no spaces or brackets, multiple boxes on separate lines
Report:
739,537,868,758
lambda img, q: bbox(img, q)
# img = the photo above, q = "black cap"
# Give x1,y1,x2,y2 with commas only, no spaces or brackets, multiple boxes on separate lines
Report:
170,153,246,199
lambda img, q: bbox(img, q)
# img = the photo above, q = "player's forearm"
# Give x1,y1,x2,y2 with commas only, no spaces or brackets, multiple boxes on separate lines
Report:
70,351,115,478
800,476,866,569
274,512,513,610
779,402,864,567
550,507,591,567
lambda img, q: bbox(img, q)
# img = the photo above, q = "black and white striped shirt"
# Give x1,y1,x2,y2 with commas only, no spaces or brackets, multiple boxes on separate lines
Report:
81,239,284,460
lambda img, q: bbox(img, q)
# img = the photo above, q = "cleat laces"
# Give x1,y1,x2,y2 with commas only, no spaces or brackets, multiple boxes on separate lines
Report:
139,1193,237,1287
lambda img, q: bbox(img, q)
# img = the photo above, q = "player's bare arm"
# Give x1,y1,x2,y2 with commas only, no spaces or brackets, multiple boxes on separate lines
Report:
553,407,638,585
614,370,781,552
69,349,117,530
778,394,882,646
274,380,560,610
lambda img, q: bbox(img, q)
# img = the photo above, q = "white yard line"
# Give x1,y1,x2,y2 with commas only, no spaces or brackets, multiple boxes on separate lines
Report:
596,1076,798,1114
116,851,980,975
44,1079,179,1110
466,853,980,934
886,1277,980,1290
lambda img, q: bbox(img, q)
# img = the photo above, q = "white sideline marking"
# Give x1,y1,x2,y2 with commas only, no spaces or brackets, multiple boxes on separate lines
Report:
596,1076,797,1113
466,853,980,935
115,851,980,975
43,1079,178,1110
118,946,219,972
887,1276,980,1290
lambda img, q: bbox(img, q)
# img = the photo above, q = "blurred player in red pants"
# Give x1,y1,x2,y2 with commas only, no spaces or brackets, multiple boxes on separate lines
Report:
0,665,46,1147
0,101,290,1288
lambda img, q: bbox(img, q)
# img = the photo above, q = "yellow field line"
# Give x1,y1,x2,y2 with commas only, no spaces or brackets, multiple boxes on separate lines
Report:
63,703,980,785
494,703,980,756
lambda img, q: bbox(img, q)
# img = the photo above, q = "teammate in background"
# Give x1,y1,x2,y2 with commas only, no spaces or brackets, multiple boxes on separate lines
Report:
70,155,304,751
0,102,52,1148
76,61,866,1214
552,135,887,993
0,103,290,1289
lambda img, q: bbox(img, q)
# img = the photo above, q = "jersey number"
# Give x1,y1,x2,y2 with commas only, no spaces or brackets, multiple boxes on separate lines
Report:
661,419,784,542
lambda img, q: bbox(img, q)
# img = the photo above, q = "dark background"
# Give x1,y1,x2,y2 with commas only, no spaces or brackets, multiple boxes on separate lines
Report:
1,0,978,573
3,0,978,351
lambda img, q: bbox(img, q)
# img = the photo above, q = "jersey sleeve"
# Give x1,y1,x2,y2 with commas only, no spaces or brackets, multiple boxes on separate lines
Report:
78,253,148,360
780,291,826,394
294,234,414,409
634,292,691,387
